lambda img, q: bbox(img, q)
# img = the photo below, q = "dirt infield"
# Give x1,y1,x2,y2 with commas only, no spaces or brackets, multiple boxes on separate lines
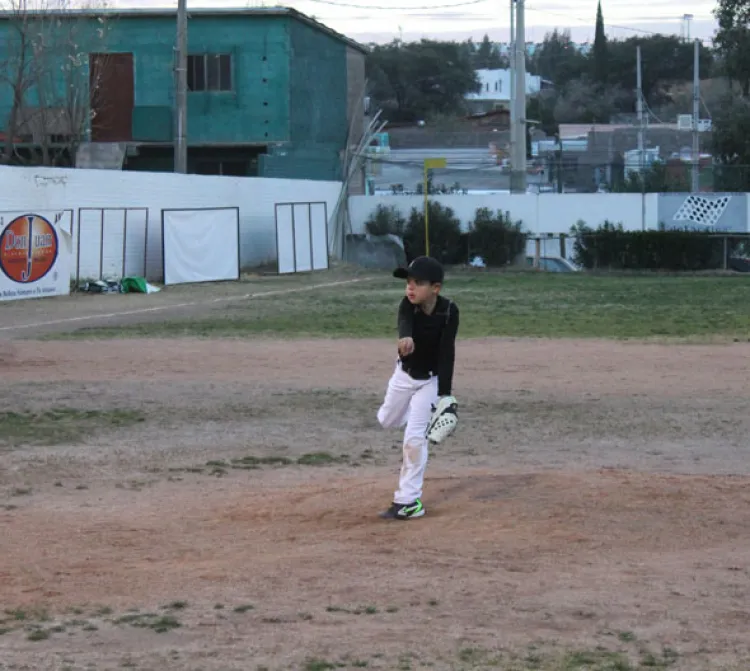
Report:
2,336,750,670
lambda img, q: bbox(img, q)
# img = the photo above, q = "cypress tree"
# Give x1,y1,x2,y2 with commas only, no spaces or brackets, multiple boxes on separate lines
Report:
593,0,608,84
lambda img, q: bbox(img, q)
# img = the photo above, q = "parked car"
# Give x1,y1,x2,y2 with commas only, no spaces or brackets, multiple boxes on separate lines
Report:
728,257,750,272
525,256,579,272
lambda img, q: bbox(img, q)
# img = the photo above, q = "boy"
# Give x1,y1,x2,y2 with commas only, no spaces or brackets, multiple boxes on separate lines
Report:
377,255,460,520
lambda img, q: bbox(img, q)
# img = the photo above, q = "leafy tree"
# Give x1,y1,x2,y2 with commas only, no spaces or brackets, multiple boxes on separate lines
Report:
404,202,463,264
712,93,750,191
526,90,558,135
552,78,631,124
364,204,406,237
529,29,588,87
366,39,479,122
714,0,750,95
474,34,506,69
468,208,526,266
605,35,713,107
610,160,691,193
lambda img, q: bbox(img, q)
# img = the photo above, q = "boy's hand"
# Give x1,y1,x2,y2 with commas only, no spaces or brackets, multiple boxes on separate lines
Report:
397,337,415,356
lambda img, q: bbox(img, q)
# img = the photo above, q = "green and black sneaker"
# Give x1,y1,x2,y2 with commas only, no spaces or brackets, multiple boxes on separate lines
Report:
379,499,425,520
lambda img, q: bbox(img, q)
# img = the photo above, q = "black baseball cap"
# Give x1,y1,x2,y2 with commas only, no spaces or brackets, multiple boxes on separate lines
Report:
393,256,444,284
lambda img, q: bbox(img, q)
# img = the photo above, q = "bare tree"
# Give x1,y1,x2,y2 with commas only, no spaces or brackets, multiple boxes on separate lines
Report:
0,0,112,166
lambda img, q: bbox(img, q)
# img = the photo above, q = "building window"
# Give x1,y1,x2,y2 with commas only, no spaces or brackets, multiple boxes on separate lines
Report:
188,53,232,92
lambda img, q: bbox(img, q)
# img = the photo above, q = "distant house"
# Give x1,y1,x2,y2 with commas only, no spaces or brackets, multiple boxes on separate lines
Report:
0,7,367,181
537,124,714,193
464,68,551,114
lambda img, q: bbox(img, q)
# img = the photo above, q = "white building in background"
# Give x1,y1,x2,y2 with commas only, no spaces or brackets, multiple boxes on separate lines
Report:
465,68,551,114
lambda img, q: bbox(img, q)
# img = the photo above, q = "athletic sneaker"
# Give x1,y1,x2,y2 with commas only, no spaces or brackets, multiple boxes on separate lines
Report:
379,499,425,520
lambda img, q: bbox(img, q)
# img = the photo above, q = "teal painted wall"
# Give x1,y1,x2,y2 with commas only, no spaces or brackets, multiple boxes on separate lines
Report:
289,20,347,147
257,20,348,181
107,15,291,144
0,13,292,145
0,12,356,181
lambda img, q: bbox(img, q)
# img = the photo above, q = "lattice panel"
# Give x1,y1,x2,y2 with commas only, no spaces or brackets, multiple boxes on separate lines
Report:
673,195,732,228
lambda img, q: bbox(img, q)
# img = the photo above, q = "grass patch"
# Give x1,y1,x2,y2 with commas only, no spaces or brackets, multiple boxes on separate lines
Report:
187,452,349,476
43,272,750,341
5,607,49,622
162,601,188,610
229,455,292,469
297,452,347,466
115,612,181,633
303,660,336,671
325,604,380,616
0,409,145,449
26,628,50,641
233,604,254,613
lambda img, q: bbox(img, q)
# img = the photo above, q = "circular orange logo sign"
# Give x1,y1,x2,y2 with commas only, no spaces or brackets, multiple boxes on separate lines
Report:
0,214,59,284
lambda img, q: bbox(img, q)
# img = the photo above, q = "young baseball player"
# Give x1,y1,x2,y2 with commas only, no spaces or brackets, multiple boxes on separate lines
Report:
377,255,459,520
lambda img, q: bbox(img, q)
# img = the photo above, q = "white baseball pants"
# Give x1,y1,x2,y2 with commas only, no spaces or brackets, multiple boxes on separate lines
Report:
377,362,438,504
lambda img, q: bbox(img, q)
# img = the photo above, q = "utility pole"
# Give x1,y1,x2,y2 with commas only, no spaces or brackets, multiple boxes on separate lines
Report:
691,38,700,192
174,0,188,173
636,45,645,230
636,46,644,177
682,13,693,42
510,0,526,193
509,0,515,176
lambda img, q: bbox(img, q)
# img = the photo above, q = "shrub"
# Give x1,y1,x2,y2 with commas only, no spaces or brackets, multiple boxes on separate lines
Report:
468,208,527,267
364,204,406,237
571,220,734,271
404,201,463,264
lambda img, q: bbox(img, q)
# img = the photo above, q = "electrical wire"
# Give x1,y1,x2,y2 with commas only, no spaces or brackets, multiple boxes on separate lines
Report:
300,0,712,45
300,0,487,10
300,0,712,41
641,97,665,124
525,5,714,41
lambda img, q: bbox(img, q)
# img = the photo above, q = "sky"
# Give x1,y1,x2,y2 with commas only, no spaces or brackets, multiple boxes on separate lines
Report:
112,0,720,45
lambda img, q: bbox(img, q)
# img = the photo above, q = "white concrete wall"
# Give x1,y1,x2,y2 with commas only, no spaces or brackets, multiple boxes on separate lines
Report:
0,165,343,282
348,193,660,236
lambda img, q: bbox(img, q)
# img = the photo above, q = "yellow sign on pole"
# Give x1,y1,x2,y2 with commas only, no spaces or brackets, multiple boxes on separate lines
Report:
423,158,446,257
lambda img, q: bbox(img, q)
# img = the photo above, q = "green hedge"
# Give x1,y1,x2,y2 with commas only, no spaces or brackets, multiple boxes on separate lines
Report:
571,221,738,271
468,207,527,266
364,203,528,267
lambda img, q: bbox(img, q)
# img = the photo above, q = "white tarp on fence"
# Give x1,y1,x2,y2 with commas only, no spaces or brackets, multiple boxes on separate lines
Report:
76,208,149,282
162,207,240,286
0,209,73,302
275,202,329,274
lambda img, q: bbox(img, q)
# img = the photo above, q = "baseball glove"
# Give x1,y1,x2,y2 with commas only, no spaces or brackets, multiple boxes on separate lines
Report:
426,395,458,444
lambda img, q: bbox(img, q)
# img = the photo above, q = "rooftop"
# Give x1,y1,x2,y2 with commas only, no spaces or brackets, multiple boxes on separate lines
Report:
0,5,368,54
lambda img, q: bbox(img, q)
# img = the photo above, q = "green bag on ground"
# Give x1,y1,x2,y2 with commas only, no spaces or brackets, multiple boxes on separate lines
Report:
121,276,150,294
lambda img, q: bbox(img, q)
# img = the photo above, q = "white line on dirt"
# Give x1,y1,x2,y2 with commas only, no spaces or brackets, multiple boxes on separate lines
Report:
0,277,378,333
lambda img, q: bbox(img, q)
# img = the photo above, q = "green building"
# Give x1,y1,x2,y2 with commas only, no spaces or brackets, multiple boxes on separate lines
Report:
0,7,367,180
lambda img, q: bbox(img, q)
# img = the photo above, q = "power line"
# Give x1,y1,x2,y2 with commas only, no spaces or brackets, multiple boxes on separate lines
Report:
301,0,487,9
525,5,714,40
300,0,714,43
